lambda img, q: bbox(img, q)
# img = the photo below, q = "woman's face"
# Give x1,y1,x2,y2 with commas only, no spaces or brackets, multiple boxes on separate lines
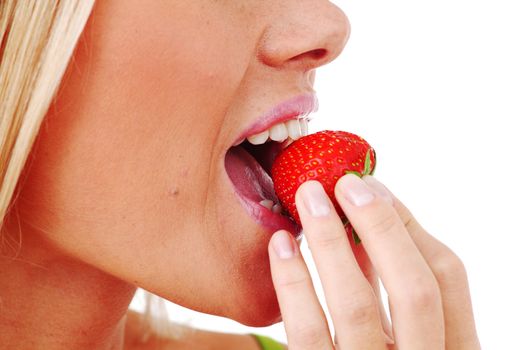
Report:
12,0,349,326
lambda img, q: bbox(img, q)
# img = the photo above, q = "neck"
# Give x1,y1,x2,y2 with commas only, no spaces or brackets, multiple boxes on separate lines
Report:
0,232,137,350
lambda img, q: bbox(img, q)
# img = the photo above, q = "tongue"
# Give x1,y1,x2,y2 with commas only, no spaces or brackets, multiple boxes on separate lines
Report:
225,146,278,203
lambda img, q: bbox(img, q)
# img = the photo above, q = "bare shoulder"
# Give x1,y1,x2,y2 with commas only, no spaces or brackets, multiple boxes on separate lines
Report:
124,310,262,350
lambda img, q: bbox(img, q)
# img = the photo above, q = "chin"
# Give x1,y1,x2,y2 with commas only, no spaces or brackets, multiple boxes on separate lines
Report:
228,290,282,327
227,266,281,327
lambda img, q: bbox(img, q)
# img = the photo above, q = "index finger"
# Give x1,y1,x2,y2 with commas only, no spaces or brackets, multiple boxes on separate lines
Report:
295,180,387,349
268,230,333,350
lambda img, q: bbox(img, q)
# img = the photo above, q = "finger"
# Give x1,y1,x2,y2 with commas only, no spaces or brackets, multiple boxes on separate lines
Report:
350,234,394,343
337,228,395,346
364,176,481,349
268,230,333,350
335,174,445,350
295,181,387,349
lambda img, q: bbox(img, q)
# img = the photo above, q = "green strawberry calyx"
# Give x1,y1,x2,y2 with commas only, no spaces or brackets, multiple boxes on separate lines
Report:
364,148,374,176
344,148,375,177
345,171,362,177
341,148,376,245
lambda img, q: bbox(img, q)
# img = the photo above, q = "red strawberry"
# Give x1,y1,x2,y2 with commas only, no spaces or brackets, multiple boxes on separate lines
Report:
270,130,376,243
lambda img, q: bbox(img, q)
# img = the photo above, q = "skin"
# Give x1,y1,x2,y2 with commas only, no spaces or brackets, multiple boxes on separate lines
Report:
0,0,349,349
269,176,481,349
0,0,481,349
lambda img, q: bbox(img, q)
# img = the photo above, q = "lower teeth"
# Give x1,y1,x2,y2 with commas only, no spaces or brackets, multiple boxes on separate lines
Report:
259,199,283,214
259,199,274,210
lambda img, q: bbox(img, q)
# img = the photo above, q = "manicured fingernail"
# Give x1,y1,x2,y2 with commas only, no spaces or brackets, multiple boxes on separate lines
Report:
298,181,331,217
363,176,393,205
272,230,297,259
340,174,375,207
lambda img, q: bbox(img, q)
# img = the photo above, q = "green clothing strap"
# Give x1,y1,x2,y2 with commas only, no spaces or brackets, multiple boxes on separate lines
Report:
251,334,286,350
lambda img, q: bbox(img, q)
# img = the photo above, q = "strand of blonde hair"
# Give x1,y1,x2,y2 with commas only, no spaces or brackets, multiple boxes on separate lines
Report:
0,0,94,233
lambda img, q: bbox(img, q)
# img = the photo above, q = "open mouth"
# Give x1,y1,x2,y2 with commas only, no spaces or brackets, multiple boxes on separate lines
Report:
225,118,308,237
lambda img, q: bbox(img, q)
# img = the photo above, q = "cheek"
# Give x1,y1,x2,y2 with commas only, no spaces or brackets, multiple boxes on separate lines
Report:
88,0,250,114
10,0,278,325
17,0,252,235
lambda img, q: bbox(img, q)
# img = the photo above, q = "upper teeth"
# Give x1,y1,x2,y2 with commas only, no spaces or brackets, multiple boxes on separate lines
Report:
245,118,308,145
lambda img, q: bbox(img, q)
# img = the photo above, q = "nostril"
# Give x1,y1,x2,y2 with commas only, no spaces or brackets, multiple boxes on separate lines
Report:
310,48,328,60
291,48,328,62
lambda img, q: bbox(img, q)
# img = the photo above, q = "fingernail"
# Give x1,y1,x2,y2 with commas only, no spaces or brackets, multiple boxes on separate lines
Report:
271,231,297,259
362,176,393,206
340,175,375,207
298,181,331,217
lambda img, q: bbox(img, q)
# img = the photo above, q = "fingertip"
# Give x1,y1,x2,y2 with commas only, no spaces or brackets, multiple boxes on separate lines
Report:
334,173,361,195
269,230,298,260
362,176,394,206
295,180,323,205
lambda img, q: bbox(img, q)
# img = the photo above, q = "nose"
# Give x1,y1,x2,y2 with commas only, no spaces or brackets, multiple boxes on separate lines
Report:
257,1,351,72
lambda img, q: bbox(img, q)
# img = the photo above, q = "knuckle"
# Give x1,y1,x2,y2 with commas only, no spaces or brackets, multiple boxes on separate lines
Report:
288,322,327,348
333,292,377,326
431,251,468,286
275,272,310,292
310,231,347,252
402,213,418,232
401,275,441,312
366,211,399,237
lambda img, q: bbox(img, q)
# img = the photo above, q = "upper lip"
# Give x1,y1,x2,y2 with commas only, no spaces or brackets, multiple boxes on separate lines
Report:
232,92,319,146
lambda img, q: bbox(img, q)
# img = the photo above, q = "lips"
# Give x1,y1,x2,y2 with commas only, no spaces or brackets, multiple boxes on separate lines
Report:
224,93,317,237
232,93,318,146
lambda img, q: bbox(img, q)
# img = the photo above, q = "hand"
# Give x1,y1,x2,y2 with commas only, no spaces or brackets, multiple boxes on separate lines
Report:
268,175,480,349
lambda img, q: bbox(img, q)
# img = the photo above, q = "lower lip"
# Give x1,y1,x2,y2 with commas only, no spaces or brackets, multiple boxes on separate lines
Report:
234,193,301,237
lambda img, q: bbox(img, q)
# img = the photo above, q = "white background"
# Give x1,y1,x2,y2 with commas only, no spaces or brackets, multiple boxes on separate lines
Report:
132,1,525,348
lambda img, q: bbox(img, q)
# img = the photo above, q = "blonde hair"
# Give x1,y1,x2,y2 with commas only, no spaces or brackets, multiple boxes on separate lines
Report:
0,0,178,342
0,0,94,246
